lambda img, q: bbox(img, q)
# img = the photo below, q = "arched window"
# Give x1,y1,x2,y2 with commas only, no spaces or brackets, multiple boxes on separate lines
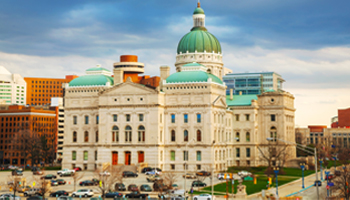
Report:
112,126,119,142
246,132,250,142
73,131,77,142
197,130,202,142
73,116,77,125
171,130,176,142
184,130,188,142
84,115,89,124
236,132,240,142
84,131,89,142
270,127,277,141
95,131,99,142
138,126,145,142
125,126,132,142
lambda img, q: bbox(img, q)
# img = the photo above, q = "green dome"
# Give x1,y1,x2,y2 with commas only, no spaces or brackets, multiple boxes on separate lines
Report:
69,75,114,87
193,7,204,15
166,71,223,84
86,67,111,72
177,28,221,54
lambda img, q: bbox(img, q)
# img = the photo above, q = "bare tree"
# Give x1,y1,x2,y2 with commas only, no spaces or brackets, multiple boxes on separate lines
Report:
72,171,85,191
6,175,22,198
162,171,178,190
93,166,124,200
332,166,350,200
32,174,52,200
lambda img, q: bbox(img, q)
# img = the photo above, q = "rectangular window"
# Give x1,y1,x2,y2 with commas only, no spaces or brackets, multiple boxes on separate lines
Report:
184,114,188,123
196,151,201,161
84,151,88,161
183,151,188,161
245,114,250,121
139,114,144,122
113,114,118,122
85,116,89,124
246,148,251,157
171,114,175,123
171,164,175,170
197,114,201,123
96,115,99,124
72,151,76,161
271,114,276,121
171,151,175,161
126,114,130,122
235,114,239,121
236,148,240,158
95,151,98,161
73,116,77,125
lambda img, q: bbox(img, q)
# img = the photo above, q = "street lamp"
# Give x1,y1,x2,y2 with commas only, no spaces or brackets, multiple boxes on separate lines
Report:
211,140,215,198
266,137,320,200
273,167,279,197
184,138,195,197
300,163,306,189
319,159,323,181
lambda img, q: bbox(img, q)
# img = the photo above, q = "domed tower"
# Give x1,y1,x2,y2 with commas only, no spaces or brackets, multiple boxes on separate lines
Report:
175,2,224,79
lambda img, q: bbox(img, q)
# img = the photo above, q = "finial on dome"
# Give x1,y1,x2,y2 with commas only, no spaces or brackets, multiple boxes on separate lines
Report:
97,64,101,68
197,0,200,8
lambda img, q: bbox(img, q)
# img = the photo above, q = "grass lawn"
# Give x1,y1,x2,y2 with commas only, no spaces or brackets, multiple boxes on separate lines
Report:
227,166,314,177
198,176,298,195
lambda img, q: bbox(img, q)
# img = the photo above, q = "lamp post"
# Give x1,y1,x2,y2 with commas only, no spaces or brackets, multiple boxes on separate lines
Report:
211,140,215,198
325,170,330,197
273,167,279,197
300,163,306,189
319,159,323,181
184,138,195,197
266,137,319,200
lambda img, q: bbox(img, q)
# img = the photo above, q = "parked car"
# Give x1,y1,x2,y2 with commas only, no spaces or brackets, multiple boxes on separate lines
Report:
114,183,126,191
183,173,197,179
193,193,214,200
192,181,207,187
145,170,161,175
57,196,74,200
217,173,230,180
33,170,43,175
335,170,341,176
26,196,46,200
152,168,162,172
325,174,334,180
140,184,152,192
57,169,75,175
12,169,23,176
196,171,211,176
238,171,252,177
171,184,179,190
92,178,100,185
0,193,21,200
72,189,94,197
31,167,40,172
125,192,148,199
147,175,163,182
74,167,82,172
79,180,96,186
141,167,153,173
18,186,32,193
127,184,139,192
314,180,322,186
153,181,169,192
40,174,57,179
50,191,69,197
99,171,110,176
158,190,187,199
122,171,138,177
24,188,42,197
104,192,122,198
50,180,59,186
56,179,67,185
60,171,75,177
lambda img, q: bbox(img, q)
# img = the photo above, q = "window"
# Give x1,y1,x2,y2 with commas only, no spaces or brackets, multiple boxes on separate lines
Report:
139,114,144,122
246,132,250,142
84,131,89,142
171,114,175,123
271,114,276,121
184,114,188,123
171,130,176,142
125,126,132,142
196,151,201,161
73,116,77,125
270,127,277,141
197,114,201,123
72,151,76,161
113,114,118,122
246,148,251,157
126,114,130,122
171,164,175,170
235,114,239,121
84,151,88,161
171,151,175,161
112,126,119,142
245,114,250,121
95,151,98,161
95,131,99,142
236,132,240,142
183,151,188,161
85,116,89,124
184,130,188,142
96,115,99,124
138,126,145,142
197,130,202,142
236,148,240,157
73,131,77,142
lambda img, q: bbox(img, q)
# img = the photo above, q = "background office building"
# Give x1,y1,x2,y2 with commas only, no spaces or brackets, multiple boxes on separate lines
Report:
0,66,26,105
223,72,285,95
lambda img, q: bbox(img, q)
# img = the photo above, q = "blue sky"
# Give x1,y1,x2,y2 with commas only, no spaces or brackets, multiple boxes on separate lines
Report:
1,0,350,127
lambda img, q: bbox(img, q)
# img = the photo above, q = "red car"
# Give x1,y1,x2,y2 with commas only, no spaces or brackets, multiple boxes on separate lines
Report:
127,184,139,192
326,174,334,180
74,167,82,172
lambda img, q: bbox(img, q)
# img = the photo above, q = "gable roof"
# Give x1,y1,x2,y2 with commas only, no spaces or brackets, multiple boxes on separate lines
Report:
226,95,257,106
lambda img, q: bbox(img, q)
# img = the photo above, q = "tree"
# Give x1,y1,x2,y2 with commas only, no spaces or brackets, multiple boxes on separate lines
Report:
332,166,350,200
162,171,178,190
32,172,51,200
72,171,85,191
93,166,124,200
6,174,22,198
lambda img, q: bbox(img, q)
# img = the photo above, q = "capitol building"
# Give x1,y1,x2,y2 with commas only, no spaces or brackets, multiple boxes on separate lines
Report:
62,3,296,172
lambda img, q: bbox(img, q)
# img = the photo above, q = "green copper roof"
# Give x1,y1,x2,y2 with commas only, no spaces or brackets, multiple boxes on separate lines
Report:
69,75,114,87
226,95,258,106
166,71,223,84
182,63,206,67
86,67,111,72
193,7,205,15
177,29,221,54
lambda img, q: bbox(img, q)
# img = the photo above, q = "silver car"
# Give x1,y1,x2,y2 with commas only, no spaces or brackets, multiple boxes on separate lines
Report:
0,193,21,200
72,189,94,198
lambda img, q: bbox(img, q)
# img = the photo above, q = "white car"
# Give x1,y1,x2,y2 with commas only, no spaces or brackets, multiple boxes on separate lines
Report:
217,173,230,180
99,171,111,176
72,189,94,197
57,168,75,175
0,194,21,200
238,170,252,177
145,170,161,175
193,193,215,200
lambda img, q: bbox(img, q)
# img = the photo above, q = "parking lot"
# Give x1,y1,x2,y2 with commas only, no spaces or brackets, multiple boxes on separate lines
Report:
0,170,225,199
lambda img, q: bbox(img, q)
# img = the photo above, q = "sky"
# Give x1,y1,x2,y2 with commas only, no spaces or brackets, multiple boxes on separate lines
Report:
1,0,350,127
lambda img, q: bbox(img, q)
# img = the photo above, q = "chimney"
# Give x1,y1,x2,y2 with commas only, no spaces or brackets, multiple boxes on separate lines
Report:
113,68,124,85
160,66,170,80
230,89,233,100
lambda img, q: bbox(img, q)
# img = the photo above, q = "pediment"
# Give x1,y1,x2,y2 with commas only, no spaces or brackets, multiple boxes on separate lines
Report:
101,82,158,96
214,97,227,107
